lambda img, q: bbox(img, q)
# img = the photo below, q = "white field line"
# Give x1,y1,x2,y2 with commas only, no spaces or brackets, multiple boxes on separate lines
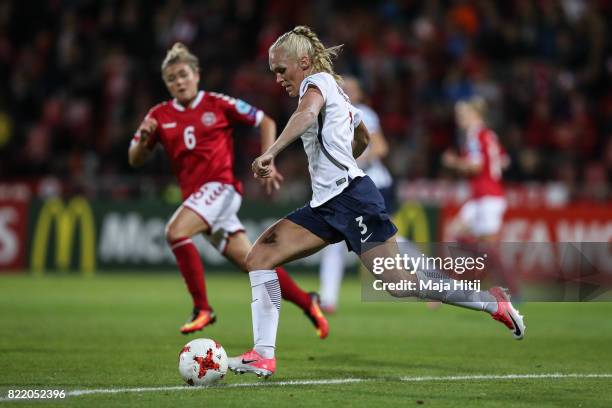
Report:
1,373,611,401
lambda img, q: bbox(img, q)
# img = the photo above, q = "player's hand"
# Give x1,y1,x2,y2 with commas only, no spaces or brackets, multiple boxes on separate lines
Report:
442,149,458,168
252,153,275,179
258,164,284,195
137,117,158,143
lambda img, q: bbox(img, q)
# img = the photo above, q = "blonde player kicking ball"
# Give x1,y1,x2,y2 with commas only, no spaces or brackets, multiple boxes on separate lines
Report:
228,26,525,379
128,43,328,338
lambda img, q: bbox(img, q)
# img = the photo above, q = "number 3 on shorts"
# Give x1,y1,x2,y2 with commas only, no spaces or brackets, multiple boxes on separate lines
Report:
355,216,373,243
355,216,368,235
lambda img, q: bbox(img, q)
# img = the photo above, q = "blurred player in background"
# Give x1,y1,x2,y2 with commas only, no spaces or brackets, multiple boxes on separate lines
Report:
128,43,328,338
228,26,525,379
442,96,517,296
443,96,508,242
318,76,395,313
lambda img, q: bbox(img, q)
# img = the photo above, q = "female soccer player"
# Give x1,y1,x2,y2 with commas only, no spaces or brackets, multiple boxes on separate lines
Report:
443,96,508,242
442,97,517,296
128,43,328,338
228,26,525,379
318,76,395,313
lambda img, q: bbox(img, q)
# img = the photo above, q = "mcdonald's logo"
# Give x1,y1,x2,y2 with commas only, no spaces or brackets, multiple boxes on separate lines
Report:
31,197,96,276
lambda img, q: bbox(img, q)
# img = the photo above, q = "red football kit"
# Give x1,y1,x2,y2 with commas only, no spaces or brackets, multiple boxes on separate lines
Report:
132,90,263,198
130,90,321,331
462,126,505,198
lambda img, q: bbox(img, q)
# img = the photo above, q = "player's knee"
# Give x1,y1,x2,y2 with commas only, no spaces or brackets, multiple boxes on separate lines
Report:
245,246,274,271
165,221,185,243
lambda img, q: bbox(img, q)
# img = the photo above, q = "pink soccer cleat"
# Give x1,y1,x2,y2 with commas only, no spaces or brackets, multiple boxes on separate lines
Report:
489,287,526,340
228,349,276,378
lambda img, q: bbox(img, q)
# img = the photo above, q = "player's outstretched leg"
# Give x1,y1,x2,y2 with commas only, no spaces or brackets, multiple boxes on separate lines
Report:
361,237,525,339
413,267,526,340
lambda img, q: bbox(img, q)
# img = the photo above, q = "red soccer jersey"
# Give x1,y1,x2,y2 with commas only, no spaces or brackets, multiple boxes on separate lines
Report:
462,126,505,198
131,91,263,198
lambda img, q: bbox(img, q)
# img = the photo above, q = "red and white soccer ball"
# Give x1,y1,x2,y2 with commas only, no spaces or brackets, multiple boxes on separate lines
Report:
178,338,228,386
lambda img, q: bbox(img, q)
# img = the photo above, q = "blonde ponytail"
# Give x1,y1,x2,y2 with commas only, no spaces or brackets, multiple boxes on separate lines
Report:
161,42,199,73
270,25,343,83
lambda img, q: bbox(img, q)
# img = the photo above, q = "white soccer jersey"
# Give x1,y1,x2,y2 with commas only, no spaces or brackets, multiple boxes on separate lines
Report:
356,103,393,189
299,72,365,207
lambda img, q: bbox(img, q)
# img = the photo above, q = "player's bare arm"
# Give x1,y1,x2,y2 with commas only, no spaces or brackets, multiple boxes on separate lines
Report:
352,121,370,159
259,114,277,154
356,128,387,165
128,117,158,167
257,114,284,194
442,149,482,175
252,87,324,178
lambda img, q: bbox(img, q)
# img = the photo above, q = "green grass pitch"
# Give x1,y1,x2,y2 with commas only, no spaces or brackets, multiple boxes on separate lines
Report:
1,272,611,407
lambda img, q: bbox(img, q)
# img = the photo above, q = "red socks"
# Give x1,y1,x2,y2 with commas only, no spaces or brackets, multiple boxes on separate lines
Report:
170,237,211,311
170,237,309,313
275,266,311,311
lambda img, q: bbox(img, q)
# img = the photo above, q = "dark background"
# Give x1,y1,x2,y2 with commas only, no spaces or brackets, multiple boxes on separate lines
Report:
1,0,610,202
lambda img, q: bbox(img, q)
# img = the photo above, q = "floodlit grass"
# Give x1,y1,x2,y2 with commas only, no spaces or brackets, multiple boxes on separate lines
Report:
1,272,611,407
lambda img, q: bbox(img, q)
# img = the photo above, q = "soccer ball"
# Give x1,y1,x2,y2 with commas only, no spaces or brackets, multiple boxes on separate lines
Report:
178,338,228,386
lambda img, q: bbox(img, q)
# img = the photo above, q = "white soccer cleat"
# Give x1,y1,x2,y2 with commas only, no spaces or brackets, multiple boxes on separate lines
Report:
489,287,526,340
228,349,276,379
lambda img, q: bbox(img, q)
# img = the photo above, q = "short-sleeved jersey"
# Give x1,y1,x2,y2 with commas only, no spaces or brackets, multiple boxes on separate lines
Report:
462,126,505,198
356,103,393,190
131,91,263,198
298,72,365,207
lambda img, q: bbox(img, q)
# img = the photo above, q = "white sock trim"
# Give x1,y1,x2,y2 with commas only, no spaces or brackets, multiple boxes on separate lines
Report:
249,269,278,286
170,238,193,250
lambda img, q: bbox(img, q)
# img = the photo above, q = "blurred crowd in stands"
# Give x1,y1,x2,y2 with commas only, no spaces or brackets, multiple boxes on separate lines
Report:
1,0,610,202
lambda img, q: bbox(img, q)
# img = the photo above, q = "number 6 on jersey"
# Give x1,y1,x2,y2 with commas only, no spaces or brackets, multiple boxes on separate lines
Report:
184,126,196,150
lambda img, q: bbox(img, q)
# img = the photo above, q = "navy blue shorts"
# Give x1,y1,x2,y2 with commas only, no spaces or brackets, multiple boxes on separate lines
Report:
286,176,398,255
378,185,397,215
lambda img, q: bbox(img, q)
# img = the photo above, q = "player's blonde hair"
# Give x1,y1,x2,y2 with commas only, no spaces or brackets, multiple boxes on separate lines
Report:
161,42,199,74
269,25,343,83
461,95,487,118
